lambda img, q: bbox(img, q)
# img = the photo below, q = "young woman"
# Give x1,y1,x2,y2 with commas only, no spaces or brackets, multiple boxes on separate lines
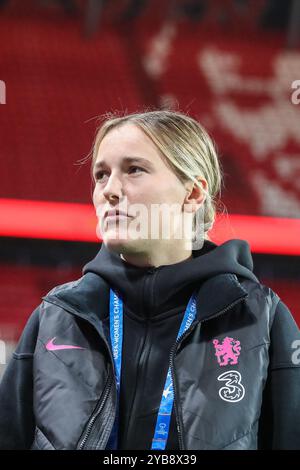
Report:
0,110,299,450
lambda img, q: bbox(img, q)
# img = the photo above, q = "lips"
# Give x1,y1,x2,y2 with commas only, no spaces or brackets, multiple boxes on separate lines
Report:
104,209,131,219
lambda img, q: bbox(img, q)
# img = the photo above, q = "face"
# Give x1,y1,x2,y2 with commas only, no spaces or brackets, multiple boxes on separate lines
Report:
92,123,199,255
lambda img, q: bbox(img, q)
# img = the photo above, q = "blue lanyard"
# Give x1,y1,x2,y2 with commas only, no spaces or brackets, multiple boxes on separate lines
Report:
107,288,197,450
106,289,123,450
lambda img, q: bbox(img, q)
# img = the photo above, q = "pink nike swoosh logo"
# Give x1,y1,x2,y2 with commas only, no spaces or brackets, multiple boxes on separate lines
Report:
46,337,85,351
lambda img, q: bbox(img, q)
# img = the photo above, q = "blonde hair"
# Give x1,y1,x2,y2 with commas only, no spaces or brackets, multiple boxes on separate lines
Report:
91,110,224,238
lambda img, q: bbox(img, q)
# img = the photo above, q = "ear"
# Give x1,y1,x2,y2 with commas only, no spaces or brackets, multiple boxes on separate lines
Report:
183,177,207,214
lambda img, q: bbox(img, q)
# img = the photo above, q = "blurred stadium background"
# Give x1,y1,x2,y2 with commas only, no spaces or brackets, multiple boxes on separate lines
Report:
0,0,300,376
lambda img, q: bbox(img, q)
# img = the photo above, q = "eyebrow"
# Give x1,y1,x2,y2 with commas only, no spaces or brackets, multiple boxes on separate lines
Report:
93,156,155,172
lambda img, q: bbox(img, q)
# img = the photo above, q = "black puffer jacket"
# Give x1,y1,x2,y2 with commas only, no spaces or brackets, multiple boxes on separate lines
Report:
0,239,300,450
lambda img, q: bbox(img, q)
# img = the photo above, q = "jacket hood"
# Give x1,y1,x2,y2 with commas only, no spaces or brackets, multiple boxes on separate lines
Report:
82,239,258,318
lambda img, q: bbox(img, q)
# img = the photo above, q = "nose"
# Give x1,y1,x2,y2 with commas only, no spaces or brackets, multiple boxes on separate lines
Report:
102,173,123,202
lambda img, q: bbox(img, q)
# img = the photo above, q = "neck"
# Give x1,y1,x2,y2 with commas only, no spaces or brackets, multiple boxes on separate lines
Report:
119,243,193,268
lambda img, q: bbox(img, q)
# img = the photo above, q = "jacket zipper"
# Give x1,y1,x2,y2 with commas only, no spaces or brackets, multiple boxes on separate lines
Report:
124,268,157,446
78,370,114,449
169,294,247,450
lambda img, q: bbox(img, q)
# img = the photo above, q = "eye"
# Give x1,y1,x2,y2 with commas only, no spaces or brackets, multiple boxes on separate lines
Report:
93,171,107,183
93,166,146,183
128,166,145,174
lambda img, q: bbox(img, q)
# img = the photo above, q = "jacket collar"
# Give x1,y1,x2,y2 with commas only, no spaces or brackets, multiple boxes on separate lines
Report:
43,271,248,328
195,273,248,321
81,239,256,320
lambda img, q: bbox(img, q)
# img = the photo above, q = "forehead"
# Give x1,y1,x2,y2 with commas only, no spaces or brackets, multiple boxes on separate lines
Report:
95,123,163,163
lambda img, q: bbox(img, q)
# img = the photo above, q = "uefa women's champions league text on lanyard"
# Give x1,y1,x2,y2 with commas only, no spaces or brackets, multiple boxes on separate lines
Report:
107,288,198,450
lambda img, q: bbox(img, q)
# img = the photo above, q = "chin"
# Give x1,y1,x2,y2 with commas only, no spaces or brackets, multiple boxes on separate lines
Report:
102,236,128,253
103,234,148,255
